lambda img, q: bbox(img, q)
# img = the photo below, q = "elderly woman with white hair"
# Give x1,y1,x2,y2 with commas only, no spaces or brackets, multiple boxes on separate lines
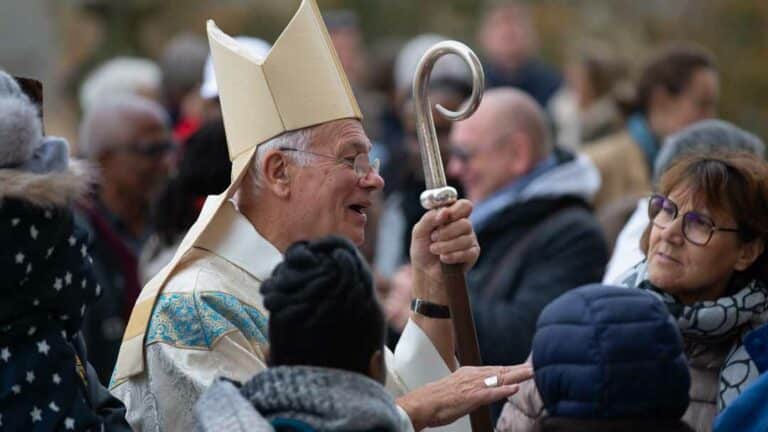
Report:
79,57,162,113
0,70,130,431
74,94,175,384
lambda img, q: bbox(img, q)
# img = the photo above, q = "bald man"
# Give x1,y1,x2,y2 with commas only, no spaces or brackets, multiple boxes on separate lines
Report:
74,95,175,383
447,88,607,416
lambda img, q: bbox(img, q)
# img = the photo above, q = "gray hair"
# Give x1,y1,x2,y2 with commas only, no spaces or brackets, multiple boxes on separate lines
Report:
248,127,314,192
0,95,42,168
78,94,168,160
654,119,766,184
79,57,161,112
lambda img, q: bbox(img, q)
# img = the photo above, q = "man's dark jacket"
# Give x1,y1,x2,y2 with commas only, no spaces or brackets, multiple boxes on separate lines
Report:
467,150,608,368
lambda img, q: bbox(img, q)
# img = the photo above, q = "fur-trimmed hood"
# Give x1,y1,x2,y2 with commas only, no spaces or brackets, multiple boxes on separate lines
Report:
0,159,96,208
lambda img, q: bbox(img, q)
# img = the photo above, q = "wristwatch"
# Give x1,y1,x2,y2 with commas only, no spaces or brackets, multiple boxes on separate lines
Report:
411,298,451,319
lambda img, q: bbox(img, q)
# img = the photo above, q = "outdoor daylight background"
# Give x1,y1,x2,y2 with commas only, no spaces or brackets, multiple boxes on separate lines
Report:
1,0,767,146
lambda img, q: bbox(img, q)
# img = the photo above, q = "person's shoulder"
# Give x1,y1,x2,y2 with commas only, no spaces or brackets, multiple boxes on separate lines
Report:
162,248,225,294
145,249,223,348
147,248,268,351
582,129,633,160
196,379,274,432
539,199,603,237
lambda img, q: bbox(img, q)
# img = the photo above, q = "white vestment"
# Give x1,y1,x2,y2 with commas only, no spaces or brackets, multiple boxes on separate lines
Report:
111,201,468,432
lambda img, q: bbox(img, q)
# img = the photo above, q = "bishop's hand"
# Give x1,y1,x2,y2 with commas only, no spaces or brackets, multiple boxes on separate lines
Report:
409,198,479,303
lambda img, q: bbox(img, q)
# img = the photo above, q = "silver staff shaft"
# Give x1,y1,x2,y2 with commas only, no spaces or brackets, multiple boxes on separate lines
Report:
412,40,491,432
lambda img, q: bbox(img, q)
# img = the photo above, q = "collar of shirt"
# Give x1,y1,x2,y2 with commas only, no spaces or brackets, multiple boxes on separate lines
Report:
195,198,283,283
470,154,558,231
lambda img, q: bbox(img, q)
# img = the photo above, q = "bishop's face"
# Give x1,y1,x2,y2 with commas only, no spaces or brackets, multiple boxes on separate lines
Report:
288,119,384,245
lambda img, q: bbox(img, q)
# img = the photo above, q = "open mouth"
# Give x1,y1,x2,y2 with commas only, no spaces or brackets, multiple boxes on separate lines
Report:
349,204,367,215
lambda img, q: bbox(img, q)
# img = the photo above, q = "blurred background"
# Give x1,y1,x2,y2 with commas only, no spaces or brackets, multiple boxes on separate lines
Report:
3,0,768,388
1,0,767,146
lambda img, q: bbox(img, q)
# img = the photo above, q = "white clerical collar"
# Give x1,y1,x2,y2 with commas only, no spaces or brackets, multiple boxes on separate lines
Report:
195,198,283,282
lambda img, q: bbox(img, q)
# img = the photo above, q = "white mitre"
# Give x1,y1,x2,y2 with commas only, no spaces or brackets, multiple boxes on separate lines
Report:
112,0,362,384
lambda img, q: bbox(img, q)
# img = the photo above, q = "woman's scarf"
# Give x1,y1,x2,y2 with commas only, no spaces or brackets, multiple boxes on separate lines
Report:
619,262,768,410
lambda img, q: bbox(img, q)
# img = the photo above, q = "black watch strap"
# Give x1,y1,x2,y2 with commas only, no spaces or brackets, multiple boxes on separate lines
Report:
411,298,451,319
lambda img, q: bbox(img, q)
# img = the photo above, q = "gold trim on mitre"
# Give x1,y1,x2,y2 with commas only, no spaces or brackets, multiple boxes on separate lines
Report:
111,0,362,386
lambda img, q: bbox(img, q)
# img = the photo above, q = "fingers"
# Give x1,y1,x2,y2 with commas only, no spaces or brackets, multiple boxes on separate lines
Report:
406,364,532,429
482,384,520,404
500,364,534,386
430,218,473,243
467,365,533,384
471,365,532,406
438,245,480,266
430,233,475,255
411,208,439,243
434,199,473,225
428,203,478,266
414,199,474,237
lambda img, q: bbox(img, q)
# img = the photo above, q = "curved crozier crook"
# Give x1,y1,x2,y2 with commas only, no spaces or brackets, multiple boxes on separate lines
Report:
412,40,485,196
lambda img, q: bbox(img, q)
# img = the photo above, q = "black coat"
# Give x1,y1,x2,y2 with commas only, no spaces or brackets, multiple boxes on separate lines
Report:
0,163,130,431
468,196,608,368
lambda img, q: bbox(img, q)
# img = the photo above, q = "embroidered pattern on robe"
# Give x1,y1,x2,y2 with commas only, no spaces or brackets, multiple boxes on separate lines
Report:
145,292,268,350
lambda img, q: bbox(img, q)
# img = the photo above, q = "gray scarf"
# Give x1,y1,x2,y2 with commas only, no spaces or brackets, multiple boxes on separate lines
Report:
620,262,768,410
241,366,402,431
195,366,404,432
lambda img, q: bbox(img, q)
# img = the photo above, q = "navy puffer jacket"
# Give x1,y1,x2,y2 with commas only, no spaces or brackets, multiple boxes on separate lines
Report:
533,284,690,420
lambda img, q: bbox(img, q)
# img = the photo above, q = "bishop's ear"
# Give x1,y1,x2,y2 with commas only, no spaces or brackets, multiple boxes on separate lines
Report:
261,150,292,198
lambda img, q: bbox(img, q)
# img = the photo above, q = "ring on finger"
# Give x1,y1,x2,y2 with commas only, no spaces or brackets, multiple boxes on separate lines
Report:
483,375,500,388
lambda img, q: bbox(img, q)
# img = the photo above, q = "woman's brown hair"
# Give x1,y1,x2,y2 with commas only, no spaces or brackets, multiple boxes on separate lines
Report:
640,152,768,282
632,43,716,115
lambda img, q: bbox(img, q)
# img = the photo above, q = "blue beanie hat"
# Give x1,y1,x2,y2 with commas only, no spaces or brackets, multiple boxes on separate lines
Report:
533,284,690,420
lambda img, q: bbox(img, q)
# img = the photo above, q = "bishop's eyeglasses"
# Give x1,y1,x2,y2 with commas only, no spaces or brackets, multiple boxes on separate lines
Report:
279,147,380,180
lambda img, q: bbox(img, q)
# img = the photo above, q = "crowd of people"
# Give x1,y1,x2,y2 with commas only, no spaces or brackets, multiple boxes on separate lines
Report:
1,1,767,431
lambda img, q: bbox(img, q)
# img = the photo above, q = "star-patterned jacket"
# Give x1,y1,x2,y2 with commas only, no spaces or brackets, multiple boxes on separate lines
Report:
0,161,129,431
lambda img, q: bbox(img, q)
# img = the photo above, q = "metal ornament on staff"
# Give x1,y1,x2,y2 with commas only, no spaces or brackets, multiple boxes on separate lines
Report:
412,41,492,432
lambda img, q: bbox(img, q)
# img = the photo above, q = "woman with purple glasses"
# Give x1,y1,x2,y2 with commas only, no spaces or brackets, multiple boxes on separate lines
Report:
617,152,768,431
495,150,767,432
